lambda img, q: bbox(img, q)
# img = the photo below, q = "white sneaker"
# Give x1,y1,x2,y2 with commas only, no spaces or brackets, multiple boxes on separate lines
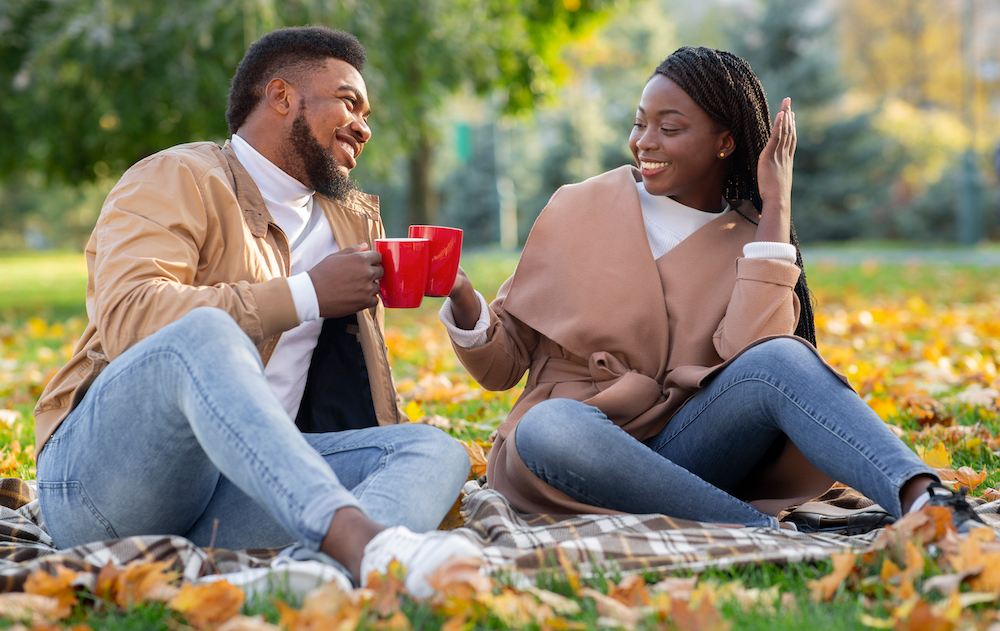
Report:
197,558,353,600
359,526,484,599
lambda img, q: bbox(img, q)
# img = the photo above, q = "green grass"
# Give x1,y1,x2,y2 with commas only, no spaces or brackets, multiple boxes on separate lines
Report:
0,251,89,322
2,247,1000,629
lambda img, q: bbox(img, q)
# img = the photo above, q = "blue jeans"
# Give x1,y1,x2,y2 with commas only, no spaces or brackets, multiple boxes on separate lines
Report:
515,338,934,528
36,308,470,551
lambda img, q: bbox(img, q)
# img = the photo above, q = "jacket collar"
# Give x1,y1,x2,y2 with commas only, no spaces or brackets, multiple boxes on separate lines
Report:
221,140,274,239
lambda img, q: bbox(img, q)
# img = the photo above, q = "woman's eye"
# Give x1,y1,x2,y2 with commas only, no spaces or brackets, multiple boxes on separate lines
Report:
633,122,645,129
661,128,679,134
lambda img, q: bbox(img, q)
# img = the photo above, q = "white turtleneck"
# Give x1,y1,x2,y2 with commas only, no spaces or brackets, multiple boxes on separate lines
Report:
231,134,338,420
439,181,797,348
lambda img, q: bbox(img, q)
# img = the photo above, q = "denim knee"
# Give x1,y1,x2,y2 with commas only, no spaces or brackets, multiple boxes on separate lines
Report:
159,307,258,361
409,423,471,481
515,399,604,470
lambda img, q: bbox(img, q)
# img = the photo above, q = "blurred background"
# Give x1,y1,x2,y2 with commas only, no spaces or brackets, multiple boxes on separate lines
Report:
1,0,998,251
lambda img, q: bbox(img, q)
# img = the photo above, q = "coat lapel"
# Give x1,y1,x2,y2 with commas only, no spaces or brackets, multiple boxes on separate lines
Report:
502,166,669,377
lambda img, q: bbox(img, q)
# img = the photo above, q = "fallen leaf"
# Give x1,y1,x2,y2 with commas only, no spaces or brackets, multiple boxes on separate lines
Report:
0,593,63,625
522,586,582,616
936,466,989,492
666,594,731,631
917,443,952,468
215,615,283,631
169,581,244,630
554,548,581,596
436,494,466,530
462,440,489,479
581,587,641,630
23,566,79,618
426,554,492,601
115,560,180,608
808,552,858,602
649,576,698,598
607,574,651,608
365,559,408,614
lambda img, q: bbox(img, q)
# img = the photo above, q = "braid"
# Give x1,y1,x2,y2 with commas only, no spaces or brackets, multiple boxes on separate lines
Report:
654,47,817,346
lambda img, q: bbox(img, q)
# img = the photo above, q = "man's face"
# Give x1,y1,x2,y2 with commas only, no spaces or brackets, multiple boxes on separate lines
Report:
283,58,371,200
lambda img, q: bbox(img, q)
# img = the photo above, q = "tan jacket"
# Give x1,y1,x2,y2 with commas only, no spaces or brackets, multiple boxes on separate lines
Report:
34,141,403,452
454,166,840,515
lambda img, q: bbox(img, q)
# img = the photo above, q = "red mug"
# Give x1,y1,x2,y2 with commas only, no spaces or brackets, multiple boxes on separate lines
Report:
375,238,430,308
407,225,463,297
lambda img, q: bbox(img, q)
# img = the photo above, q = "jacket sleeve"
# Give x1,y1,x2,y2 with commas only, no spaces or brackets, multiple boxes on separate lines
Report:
451,277,540,392
91,152,299,360
713,257,802,360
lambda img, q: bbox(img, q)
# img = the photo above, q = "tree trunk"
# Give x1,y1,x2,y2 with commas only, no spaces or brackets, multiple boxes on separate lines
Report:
407,132,434,227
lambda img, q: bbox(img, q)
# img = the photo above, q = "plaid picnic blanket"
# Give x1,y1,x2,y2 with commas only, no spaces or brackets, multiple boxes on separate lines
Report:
1,477,999,590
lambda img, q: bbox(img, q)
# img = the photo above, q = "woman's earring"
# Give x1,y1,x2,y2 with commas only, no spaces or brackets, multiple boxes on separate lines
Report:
719,152,726,158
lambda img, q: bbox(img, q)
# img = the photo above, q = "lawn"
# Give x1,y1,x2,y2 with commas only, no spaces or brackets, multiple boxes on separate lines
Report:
1,249,999,629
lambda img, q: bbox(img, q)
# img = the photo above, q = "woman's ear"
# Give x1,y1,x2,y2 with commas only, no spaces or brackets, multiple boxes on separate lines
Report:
717,130,736,159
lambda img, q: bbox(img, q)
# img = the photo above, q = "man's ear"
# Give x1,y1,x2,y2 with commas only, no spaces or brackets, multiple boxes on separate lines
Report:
264,78,294,117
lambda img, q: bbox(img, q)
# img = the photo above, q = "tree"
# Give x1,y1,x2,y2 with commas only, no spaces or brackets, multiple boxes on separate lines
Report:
0,0,619,227
722,0,904,242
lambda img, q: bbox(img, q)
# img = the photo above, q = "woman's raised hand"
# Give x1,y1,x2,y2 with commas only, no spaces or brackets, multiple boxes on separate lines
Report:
754,97,796,243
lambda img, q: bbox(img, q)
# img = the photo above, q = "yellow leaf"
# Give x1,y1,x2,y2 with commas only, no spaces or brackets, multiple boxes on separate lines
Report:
858,613,896,628
868,397,898,421
403,401,423,422
916,443,951,468
169,581,244,630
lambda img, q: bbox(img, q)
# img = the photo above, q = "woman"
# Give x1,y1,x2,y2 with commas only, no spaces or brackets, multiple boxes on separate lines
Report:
440,47,975,532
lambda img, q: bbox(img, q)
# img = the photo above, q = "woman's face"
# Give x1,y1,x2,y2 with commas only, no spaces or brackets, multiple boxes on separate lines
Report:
628,74,734,211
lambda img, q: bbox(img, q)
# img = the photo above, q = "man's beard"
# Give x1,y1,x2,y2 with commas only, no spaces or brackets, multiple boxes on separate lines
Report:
288,106,358,201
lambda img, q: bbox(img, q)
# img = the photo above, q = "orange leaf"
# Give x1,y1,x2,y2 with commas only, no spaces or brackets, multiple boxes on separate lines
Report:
436,494,466,531
895,599,955,631
365,559,408,615
667,594,732,631
23,566,79,618
462,441,489,480
607,574,651,608
808,552,858,602
426,554,492,601
936,466,988,492
94,561,121,605
115,560,180,608
215,615,283,631
580,587,642,630
169,581,245,630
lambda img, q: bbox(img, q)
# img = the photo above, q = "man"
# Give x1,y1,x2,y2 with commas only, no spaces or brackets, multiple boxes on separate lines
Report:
32,26,479,597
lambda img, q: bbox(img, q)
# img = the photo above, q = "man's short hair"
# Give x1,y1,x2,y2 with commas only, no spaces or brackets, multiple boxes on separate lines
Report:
226,26,366,134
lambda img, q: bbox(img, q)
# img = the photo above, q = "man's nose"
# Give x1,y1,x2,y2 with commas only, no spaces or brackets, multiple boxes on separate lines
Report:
352,116,371,144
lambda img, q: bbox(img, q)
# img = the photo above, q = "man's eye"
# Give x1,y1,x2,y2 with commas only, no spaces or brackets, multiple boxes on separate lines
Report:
342,96,356,108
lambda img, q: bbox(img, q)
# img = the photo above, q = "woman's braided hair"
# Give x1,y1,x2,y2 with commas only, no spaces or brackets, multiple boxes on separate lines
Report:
654,46,816,345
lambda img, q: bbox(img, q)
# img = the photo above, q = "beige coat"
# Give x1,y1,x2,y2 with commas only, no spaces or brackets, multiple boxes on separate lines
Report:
34,141,404,452
454,166,839,515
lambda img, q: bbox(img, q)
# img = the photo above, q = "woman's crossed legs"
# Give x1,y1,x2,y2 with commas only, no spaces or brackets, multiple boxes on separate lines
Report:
514,338,935,527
